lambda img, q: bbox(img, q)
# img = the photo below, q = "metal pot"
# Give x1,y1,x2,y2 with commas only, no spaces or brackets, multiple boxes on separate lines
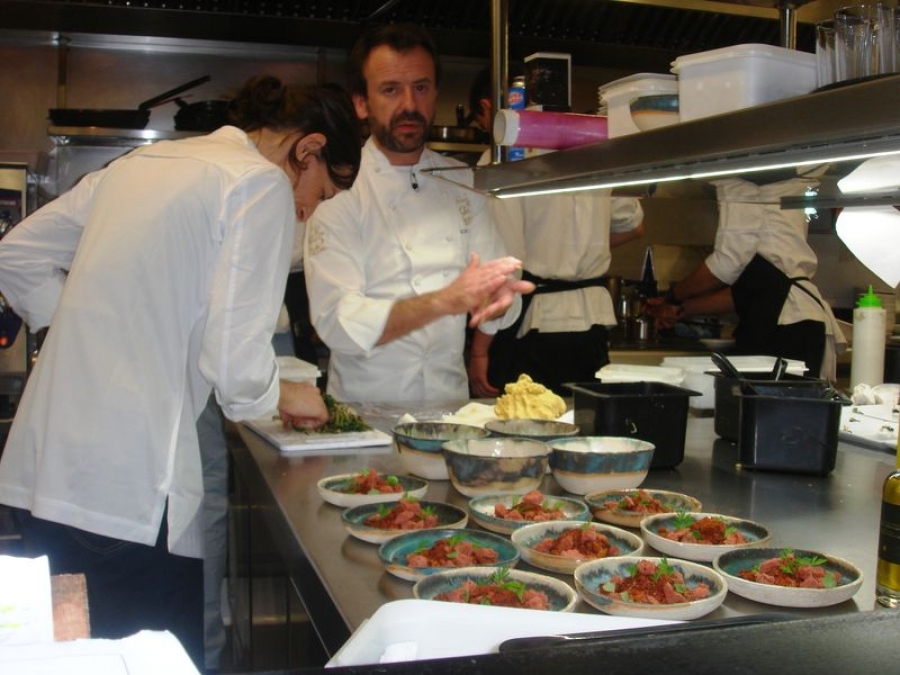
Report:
173,98,231,132
48,75,212,129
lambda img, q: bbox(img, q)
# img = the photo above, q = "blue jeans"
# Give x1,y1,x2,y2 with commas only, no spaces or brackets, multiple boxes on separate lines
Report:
13,507,203,669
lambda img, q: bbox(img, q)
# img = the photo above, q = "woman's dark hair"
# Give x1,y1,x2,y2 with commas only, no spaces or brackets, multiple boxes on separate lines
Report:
347,23,442,99
229,75,361,189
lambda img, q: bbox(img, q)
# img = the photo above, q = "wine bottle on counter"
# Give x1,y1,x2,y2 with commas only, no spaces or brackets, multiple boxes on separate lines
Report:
876,438,900,608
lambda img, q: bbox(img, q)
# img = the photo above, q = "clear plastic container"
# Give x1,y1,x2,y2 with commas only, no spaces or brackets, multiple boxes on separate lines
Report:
671,43,816,121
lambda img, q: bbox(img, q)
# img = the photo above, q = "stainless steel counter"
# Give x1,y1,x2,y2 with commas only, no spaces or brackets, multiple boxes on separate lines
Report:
229,402,897,660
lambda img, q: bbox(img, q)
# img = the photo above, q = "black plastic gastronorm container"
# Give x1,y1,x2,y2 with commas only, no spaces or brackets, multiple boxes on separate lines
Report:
713,372,824,442
566,381,700,469
732,382,843,476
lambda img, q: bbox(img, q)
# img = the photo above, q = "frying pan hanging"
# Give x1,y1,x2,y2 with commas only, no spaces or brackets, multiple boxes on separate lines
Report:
48,75,212,129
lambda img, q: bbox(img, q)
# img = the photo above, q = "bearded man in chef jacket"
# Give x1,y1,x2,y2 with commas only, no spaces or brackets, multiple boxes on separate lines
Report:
304,23,534,403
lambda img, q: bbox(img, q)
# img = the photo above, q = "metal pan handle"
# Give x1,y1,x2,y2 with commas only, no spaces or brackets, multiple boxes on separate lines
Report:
138,75,212,110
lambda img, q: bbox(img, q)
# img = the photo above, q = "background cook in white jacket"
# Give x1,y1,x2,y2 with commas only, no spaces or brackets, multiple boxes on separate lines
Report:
304,23,533,403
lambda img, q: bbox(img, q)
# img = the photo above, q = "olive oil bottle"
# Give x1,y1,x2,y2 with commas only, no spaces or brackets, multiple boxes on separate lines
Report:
876,435,900,608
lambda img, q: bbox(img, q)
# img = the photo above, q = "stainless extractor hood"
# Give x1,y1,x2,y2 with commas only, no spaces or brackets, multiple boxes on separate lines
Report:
466,74,900,200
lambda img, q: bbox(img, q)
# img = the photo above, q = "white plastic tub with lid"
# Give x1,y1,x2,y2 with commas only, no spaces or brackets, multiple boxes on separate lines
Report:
671,43,816,121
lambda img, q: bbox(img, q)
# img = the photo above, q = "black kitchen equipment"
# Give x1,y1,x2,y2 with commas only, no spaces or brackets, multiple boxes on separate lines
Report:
710,351,761,396
173,97,231,131
713,371,824,442
427,125,489,144
732,381,844,475
567,381,701,469
48,75,212,129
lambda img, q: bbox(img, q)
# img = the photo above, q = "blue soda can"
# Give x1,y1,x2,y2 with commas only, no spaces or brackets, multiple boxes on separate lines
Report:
507,76,526,161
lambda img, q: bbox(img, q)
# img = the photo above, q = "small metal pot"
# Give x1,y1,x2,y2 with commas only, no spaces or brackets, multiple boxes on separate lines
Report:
174,98,232,132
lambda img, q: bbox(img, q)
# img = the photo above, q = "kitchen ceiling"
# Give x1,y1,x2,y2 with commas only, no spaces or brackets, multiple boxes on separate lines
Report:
0,0,816,72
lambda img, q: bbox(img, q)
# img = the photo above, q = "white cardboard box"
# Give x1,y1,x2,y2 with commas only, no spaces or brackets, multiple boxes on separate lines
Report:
671,43,817,121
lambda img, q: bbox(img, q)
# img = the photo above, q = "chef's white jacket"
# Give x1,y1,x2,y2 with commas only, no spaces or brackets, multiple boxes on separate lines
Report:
492,191,643,336
304,138,520,403
0,127,293,557
705,178,847,378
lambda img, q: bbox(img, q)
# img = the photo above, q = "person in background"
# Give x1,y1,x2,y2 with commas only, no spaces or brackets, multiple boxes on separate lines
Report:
646,176,846,381
0,75,361,668
304,23,534,404
465,70,645,397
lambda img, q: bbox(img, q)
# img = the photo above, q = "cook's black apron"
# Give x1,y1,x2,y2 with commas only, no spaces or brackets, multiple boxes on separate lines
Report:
485,270,610,395
730,253,826,373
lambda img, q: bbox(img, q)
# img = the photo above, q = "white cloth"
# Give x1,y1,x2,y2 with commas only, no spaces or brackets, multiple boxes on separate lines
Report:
304,138,519,403
490,191,642,336
0,126,293,557
704,177,846,379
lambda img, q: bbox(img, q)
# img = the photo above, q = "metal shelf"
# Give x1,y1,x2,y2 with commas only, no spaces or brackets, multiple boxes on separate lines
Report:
48,126,201,146
470,74,900,199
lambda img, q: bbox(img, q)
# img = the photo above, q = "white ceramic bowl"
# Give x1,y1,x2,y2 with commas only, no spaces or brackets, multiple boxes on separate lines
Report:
640,512,771,563
393,422,491,480
316,472,428,508
442,437,551,497
574,556,728,620
484,418,580,441
713,547,863,608
584,489,702,529
548,436,655,496
510,520,643,574
467,493,590,535
341,500,467,545
413,566,578,612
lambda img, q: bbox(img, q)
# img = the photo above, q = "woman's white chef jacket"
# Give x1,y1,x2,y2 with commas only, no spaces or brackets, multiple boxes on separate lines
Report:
705,178,847,378
304,138,520,403
0,127,293,557
492,191,643,336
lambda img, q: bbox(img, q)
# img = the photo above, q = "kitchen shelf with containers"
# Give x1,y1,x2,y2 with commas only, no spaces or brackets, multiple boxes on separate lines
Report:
471,45,900,205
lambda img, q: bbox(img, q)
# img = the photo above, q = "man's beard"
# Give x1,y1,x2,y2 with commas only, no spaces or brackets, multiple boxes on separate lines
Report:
371,111,431,154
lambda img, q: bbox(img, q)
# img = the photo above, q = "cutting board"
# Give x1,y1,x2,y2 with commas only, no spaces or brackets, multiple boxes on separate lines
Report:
839,404,898,452
244,417,393,455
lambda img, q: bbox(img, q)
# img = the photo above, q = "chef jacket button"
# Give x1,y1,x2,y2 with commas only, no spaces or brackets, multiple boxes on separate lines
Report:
443,271,450,278
413,278,421,287
405,243,413,251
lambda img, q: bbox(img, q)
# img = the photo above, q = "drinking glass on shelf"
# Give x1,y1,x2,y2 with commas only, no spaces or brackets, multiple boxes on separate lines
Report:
816,19,837,87
834,3,895,82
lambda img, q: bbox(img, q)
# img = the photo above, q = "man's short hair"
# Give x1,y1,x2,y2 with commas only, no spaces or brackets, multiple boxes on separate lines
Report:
348,23,442,98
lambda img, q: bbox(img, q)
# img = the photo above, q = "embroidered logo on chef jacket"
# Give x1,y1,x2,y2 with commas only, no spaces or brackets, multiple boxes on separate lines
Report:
306,218,325,256
457,195,472,233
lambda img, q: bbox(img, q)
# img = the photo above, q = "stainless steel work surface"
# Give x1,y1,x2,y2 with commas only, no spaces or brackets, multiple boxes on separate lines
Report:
231,401,897,657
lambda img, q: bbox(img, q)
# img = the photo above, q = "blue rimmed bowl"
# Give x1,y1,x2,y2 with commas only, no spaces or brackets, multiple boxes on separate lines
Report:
413,566,578,612
629,94,680,131
378,528,519,582
548,436,655,495
510,520,644,574
574,556,727,620
393,422,491,480
442,437,551,497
